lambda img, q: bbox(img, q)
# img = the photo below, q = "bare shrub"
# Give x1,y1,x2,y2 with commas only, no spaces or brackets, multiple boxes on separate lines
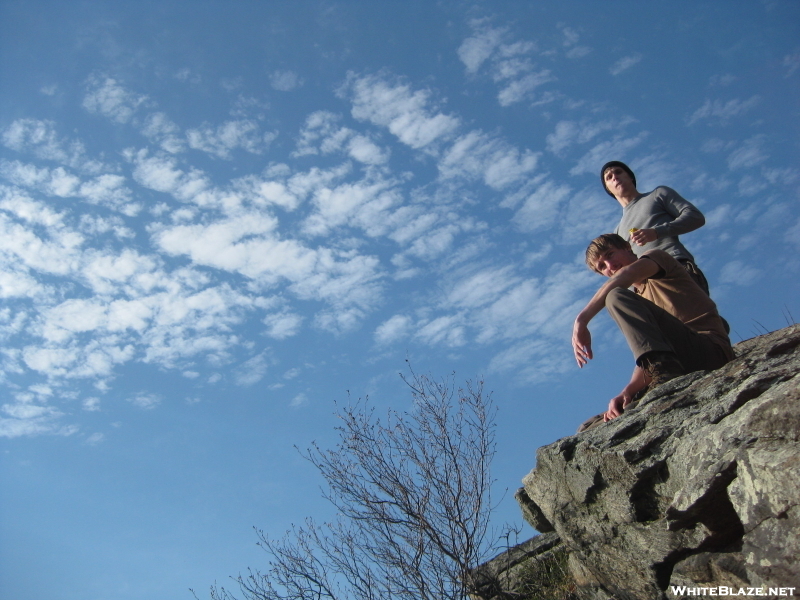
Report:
206,366,500,600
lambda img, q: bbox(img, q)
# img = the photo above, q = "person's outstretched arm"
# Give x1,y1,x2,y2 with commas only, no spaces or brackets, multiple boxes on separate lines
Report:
571,258,660,367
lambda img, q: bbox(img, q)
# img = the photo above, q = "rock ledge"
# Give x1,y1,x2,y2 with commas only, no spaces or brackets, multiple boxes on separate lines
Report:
511,325,800,600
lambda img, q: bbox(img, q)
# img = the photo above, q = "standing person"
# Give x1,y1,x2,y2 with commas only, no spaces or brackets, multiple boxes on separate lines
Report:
600,161,711,295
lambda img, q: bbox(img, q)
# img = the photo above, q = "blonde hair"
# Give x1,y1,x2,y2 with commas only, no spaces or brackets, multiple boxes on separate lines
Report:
585,233,631,273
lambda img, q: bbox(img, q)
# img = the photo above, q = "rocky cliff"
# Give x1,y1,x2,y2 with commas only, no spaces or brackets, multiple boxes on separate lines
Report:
505,325,800,600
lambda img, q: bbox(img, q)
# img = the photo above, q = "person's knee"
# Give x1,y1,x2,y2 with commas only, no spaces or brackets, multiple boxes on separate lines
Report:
606,286,635,307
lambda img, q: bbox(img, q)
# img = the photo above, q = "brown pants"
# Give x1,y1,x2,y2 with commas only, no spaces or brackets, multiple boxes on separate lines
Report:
577,288,729,433
606,288,728,369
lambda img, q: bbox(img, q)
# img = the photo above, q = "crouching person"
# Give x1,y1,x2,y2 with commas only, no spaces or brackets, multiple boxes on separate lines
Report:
572,233,733,432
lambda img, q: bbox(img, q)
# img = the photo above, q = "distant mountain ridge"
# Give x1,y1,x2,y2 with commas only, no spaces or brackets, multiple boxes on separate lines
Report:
475,324,800,600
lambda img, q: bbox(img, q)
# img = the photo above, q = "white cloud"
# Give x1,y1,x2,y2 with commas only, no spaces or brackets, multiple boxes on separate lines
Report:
142,112,186,153
546,121,579,155
558,186,618,244
154,212,384,319
719,260,760,286
127,150,223,207
386,207,438,246
487,336,566,383
561,26,579,46
458,20,506,74
374,314,412,345
414,315,466,347
81,249,158,295
3,402,51,419
282,162,351,202
1,160,137,214
293,111,389,165
0,400,73,438
400,221,464,261
687,96,761,125
0,265,44,300
497,69,554,107
83,397,101,411
186,120,277,159
270,70,303,91
346,135,389,165
289,393,308,408
83,75,149,124
376,259,596,386
40,299,108,342
511,180,572,233
1,119,105,173
0,161,78,195
783,49,800,77
128,393,161,409
233,352,271,386
609,54,642,76
22,346,80,375
302,174,403,237
727,136,768,171
79,174,138,213
493,51,535,80
344,73,460,150
263,312,303,339
566,46,592,59
233,175,301,211
174,68,200,84
85,432,105,445
288,250,383,313
0,194,84,277
710,74,737,87
445,265,520,310
438,130,539,189
458,20,554,107
545,118,628,156
763,167,798,186
0,197,275,380
154,214,300,279
785,218,800,247
569,132,649,176
737,175,769,196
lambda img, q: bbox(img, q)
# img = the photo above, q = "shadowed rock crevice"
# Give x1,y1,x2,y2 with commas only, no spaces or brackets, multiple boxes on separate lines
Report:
583,470,607,505
630,461,670,523
665,461,742,534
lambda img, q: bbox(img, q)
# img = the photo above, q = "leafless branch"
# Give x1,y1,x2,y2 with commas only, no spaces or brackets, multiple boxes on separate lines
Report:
206,368,501,600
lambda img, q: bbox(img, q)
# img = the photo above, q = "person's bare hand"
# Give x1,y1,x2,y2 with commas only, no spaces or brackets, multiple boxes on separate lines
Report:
603,393,631,421
572,320,593,368
630,228,657,246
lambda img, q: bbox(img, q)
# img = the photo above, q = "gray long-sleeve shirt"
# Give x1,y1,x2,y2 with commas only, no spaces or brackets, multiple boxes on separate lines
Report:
613,186,705,263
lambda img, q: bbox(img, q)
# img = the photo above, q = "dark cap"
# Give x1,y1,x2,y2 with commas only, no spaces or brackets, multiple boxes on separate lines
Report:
600,161,636,197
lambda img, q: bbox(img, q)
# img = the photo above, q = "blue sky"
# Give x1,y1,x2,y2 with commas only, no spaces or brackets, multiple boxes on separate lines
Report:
1,1,798,599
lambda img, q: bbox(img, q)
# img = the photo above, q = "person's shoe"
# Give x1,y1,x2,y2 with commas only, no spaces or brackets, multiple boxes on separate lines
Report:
639,351,686,387
721,316,731,334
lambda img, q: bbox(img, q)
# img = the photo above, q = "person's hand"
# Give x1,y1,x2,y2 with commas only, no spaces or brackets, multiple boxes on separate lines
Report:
572,320,593,368
603,392,631,421
630,228,657,246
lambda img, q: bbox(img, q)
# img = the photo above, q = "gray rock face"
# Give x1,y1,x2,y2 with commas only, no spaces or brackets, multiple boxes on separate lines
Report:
518,325,800,600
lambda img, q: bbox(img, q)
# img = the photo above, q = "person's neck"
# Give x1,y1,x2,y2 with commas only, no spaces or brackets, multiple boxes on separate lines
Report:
615,188,640,208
